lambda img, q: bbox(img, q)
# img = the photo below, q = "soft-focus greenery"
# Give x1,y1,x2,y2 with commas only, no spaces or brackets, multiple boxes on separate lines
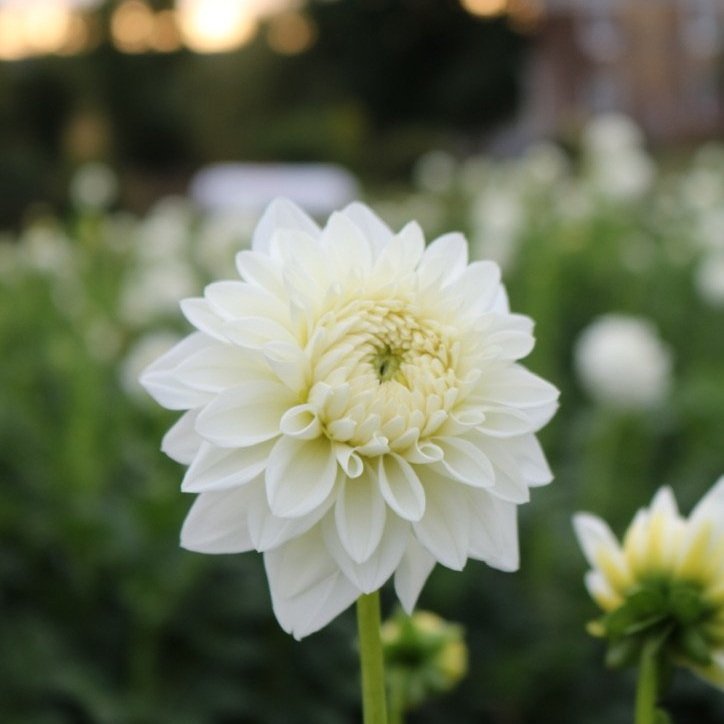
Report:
2,122,724,723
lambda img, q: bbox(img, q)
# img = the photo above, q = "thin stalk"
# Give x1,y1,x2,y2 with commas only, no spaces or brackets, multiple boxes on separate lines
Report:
635,640,659,724
356,592,388,724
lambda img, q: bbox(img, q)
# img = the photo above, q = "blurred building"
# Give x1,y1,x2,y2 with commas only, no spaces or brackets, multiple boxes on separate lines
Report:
520,0,724,142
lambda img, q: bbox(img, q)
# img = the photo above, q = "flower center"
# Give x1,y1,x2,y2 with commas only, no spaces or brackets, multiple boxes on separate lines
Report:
308,294,463,451
372,345,402,383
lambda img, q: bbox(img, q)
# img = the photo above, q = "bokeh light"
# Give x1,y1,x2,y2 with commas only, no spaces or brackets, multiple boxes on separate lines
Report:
266,10,316,55
176,0,258,53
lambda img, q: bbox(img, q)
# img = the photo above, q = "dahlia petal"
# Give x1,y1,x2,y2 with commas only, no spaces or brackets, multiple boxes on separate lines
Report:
334,444,364,478
479,365,560,408
340,201,394,254
266,436,338,518
181,440,275,492
378,454,426,522
433,436,496,488
584,570,624,612
475,406,537,437
180,487,256,554
394,537,437,613
467,489,519,571
322,211,373,275
334,472,387,564
205,280,290,325
413,472,470,570
173,343,270,392
252,198,320,254
195,380,294,447
264,528,360,639
374,221,425,275
492,285,510,313
235,249,287,299
140,333,214,409
247,482,333,552
485,329,535,360
324,511,409,593
275,229,332,294
692,476,724,525
418,232,468,289
472,435,532,503
222,316,297,349
161,409,202,464
507,434,554,486
573,513,622,569
180,298,228,342
455,260,501,315
279,404,322,439
263,341,309,393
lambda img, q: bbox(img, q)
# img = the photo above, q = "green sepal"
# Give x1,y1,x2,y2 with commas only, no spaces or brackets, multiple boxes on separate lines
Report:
677,626,713,666
668,586,707,626
605,635,641,669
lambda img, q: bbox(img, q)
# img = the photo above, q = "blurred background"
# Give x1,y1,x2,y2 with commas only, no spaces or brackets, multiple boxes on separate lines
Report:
1,0,724,722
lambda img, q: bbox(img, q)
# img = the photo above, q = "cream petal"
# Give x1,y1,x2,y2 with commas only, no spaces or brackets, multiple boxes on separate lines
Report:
263,341,309,393
324,511,409,593
334,472,387,564
222,316,297,349
690,476,724,525
180,487,256,554
573,513,622,570
195,380,294,447
279,404,322,440
265,436,338,518
161,409,202,464
484,329,535,361
340,202,394,255
252,198,320,254
264,527,360,639
173,343,269,392
373,221,425,275
140,333,214,410
454,260,501,315
475,406,537,438
413,472,471,570
472,435,531,503
181,439,275,492
246,482,333,552
393,538,436,613
418,232,468,289
378,454,426,522
235,249,287,299
478,365,560,409
466,489,519,571
205,280,290,325
180,298,228,342
432,436,496,488
322,211,373,275
506,434,554,486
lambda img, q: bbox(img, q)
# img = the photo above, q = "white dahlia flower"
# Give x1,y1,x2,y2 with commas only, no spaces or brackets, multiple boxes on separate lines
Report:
574,314,672,411
141,200,558,638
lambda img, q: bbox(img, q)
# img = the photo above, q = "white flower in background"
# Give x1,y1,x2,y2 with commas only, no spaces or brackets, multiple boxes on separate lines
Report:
119,260,199,328
141,199,558,638
469,189,524,271
574,314,672,410
696,253,724,308
573,478,724,689
582,114,654,202
69,162,118,210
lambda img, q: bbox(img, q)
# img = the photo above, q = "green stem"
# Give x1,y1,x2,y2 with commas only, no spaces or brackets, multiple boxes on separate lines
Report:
388,669,406,724
635,640,659,724
356,592,388,724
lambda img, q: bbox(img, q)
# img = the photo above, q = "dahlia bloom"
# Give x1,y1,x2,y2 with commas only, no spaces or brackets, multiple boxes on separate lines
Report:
574,477,724,689
141,200,558,638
